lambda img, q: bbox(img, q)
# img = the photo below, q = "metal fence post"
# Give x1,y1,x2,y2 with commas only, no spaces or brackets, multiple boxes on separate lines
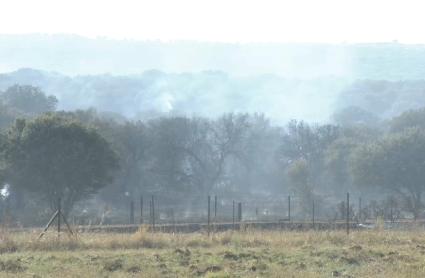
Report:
57,198,61,239
140,195,143,224
207,195,211,236
130,200,134,224
214,195,217,220
151,195,155,232
346,193,350,235
288,195,291,222
232,200,235,230
312,199,315,230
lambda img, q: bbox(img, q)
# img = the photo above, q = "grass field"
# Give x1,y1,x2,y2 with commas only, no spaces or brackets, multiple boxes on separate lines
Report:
0,227,424,277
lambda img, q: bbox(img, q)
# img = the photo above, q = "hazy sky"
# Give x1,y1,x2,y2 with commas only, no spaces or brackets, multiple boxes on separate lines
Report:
0,0,423,43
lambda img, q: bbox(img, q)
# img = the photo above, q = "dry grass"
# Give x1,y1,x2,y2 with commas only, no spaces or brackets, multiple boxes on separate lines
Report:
0,227,424,277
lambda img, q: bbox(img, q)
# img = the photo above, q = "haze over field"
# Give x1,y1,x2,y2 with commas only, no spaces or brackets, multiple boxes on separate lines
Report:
2,35,425,123
3,0,425,247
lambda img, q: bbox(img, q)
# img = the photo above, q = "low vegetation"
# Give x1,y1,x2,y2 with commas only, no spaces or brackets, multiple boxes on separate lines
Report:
0,228,424,277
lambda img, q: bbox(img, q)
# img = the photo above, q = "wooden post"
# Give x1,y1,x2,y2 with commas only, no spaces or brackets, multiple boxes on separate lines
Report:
358,197,362,223
59,212,74,236
140,195,143,224
149,199,152,226
130,200,134,224
288,195,291,222
346,193,350,235
312,199,315,230
171,208,176,233
390,198,394,224
214,195,217,219
238,202,242,222
39,210,59,239
151,195,155,232
207,195,211,235
232,200,235,230
58,198,61,239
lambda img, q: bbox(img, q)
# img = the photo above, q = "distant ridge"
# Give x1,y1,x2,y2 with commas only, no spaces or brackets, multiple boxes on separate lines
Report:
1,34,425,79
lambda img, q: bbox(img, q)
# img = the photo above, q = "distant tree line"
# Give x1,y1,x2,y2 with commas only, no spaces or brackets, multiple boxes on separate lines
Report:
1,85,425,225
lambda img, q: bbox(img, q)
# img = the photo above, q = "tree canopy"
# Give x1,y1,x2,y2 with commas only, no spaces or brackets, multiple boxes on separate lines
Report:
3,114,118,213
1,85,57,115
350,128,425,218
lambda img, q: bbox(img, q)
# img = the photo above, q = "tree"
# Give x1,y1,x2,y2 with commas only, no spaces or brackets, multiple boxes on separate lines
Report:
350,128,425,219
0,85,58,115
325,125,378,191
145,113,252,197
390,108,425,132
325,138,358,189
280,120,339,194
332,106,379,127
3,114,119,214
0,102,20,130
98,120,148,204
287,158,315,214
227,114,281,192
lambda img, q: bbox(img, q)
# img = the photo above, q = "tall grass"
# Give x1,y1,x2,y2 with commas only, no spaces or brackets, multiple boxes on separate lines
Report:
1,227,425,253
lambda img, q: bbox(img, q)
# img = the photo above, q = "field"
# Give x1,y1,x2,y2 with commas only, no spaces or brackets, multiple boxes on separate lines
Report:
0,227,425,277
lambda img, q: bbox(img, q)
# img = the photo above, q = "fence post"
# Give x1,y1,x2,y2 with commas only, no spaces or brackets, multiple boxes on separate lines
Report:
58,197,61,239
172,208,176,233
288,195,291,222
214,195,217,220
358,197,362,223
149,198,152,227
238,202,242,222
140,195,143,224
312,199,315,230
232,200,235,230
390,198,394,224
130,200,134,224
151,195,155,232
207,195,211,236
346,193,350,235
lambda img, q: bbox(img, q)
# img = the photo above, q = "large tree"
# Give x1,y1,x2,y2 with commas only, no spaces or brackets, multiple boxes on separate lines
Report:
0,85,58,116
390,108,425,132
280,120,339,194
332,106,380,127
3,114,119,214
350,127,425,218
325,125,378,191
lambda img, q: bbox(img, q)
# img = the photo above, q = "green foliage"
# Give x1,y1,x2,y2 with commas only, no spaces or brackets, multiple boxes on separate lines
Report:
280,120,340,199
287,159,309,188
390,108,425,132
324,126,377,189
0,102,20,130
287,159,315,214
350,128,425,217
1,85,57,115
3,114,119,213
332,106,380,127
325,137,358,187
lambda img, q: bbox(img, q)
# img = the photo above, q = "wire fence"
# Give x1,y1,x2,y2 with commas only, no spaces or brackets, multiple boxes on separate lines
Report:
64,193,425,233
2,192,423,233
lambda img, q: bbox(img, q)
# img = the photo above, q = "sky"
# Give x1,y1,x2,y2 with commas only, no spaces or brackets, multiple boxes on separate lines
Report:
0,0,424,43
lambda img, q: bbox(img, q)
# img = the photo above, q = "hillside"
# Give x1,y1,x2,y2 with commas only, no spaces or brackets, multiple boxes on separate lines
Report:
1,34,425,80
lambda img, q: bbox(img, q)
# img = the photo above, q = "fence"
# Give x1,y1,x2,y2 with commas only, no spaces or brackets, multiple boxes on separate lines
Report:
65,192,423,233
1,192,420,233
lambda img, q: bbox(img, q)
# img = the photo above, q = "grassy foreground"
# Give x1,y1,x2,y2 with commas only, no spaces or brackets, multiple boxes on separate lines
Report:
0,228,424,277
